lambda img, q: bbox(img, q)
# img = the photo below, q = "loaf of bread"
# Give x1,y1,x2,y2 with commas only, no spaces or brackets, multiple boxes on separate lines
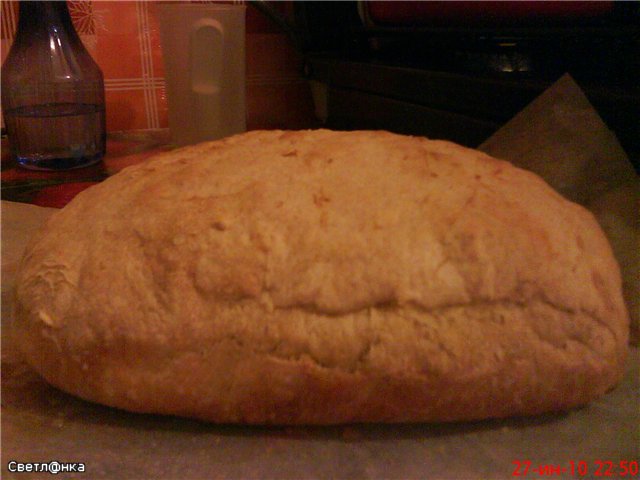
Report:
13,130,629,424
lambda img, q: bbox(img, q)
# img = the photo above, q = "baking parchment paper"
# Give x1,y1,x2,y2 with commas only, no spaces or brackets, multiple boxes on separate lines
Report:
480,73,639,345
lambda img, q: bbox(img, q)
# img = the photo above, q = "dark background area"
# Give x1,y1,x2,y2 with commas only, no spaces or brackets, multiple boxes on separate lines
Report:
281,1,639,171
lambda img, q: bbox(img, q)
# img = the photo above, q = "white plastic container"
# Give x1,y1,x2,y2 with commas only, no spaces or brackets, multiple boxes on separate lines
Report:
157,3,246,146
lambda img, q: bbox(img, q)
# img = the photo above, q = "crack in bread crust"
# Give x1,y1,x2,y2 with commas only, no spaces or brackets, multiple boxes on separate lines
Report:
14,298,623,424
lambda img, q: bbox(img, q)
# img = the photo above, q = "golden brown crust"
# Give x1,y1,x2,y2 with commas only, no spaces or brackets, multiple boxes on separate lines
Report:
13,129,629,424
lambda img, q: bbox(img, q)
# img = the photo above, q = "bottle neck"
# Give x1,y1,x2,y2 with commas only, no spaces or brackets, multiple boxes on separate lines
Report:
16,1,78,39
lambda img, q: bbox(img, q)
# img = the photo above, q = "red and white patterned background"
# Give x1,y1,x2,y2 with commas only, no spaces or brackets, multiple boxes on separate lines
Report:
1,1,316,132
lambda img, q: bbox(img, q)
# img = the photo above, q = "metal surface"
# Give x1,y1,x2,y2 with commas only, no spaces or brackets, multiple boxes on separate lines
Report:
1,201,638,480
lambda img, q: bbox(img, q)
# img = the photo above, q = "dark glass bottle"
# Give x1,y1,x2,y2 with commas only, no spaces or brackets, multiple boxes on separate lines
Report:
1,1,106,170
